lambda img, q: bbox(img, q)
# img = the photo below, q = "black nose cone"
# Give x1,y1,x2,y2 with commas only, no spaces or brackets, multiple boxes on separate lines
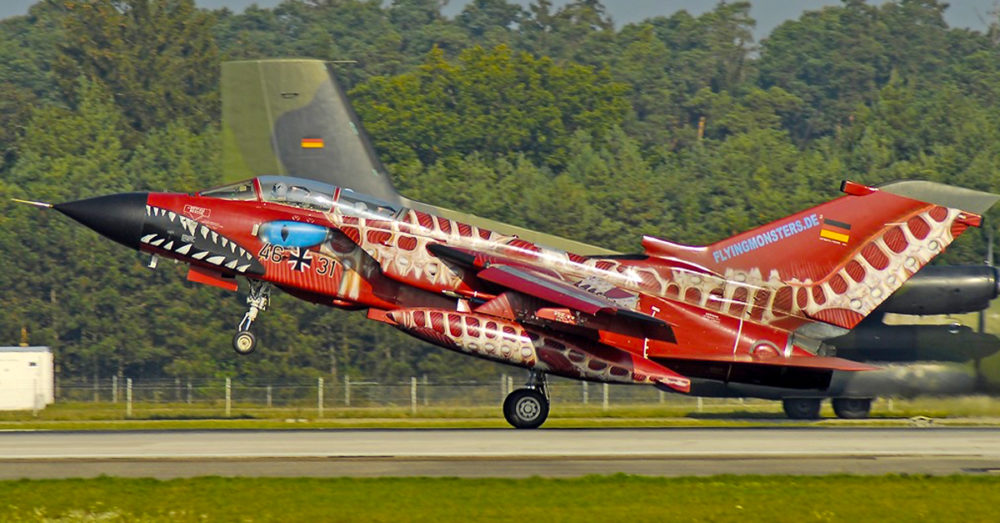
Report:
54,192,149,249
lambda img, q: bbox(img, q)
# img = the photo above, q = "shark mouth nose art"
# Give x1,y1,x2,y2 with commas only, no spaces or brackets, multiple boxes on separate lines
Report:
141,205,265,275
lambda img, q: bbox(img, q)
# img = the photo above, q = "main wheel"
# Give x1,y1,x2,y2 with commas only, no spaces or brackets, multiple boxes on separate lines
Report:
782,397,822,420
232,330,256,355
832,397,872,419
503,388,549,429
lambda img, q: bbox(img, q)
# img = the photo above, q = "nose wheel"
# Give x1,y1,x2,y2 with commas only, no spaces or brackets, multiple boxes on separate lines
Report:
233,330,257,355
503,370,550,429
233,281,270,356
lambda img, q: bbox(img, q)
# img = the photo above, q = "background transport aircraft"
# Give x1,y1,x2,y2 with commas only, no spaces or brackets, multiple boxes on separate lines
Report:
21,60,1000,429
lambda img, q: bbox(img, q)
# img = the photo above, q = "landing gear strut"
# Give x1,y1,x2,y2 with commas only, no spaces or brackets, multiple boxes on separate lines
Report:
503,370,550,429
233,280,270,355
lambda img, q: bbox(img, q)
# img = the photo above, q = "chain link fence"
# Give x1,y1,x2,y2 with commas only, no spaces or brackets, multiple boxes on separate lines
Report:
45,374,768,417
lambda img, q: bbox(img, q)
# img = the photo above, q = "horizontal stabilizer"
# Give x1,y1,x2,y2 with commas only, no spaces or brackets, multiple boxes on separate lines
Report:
879,180,1000,216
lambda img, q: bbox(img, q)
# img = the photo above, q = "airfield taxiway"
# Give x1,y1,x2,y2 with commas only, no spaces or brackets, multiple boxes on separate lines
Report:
2,428,999,478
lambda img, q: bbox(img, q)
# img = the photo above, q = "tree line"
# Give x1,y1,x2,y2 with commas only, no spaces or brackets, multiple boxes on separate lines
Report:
1,0,999,383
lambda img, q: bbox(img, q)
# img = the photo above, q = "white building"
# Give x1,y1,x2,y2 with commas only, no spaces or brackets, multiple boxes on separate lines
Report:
0,346,54,411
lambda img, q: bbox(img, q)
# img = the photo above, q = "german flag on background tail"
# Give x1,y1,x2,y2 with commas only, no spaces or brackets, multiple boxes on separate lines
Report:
300,137,325,149
819,218,851,244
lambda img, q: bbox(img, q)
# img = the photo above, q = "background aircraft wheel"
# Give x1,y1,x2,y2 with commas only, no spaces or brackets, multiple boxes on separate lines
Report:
782,398,822,420
232,330,256,355
503,388,549,429
832,397,872,419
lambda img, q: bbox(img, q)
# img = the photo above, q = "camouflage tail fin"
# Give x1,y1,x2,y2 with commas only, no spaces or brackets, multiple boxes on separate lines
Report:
643,180,999,330
221,59,401,205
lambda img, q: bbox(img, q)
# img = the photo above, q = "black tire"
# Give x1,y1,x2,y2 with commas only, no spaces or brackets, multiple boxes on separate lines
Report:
832,397,872,419
782,397,822,420
503,388,549,429
233,330,256,355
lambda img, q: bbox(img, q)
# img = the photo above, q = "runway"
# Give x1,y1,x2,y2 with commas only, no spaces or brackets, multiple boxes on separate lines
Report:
2,428,1000,478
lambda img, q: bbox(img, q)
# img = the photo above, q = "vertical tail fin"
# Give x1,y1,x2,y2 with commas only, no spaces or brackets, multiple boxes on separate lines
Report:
643,180,999,329
220,59,402,205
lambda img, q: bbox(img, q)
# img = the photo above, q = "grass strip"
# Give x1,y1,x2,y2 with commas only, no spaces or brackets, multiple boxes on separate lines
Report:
1,475,998,522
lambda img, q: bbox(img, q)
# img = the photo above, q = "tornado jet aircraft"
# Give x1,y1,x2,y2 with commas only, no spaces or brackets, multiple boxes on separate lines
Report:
28,173,998,427
22,61,1000,428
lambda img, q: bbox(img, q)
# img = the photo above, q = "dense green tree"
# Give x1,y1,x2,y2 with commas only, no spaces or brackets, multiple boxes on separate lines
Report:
53,0,219,134
2,0,1000,383
350,44,628,168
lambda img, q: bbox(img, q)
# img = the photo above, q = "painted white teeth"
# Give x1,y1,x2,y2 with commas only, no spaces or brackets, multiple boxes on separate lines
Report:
162,241,174,250
200,226,209,239
145,205,150,216
175,244,192,255
141,234,156,243
221,237,229,248
211,232,219,243
150,238,165,247
192,251,208,260
230,242,237,253
225,259,238,269
206,255,226,265
236,265,249,273
168,212,176,222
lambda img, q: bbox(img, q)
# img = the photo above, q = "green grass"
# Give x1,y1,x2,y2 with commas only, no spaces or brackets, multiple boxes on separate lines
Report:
2,397,1000,430
1,475,998,522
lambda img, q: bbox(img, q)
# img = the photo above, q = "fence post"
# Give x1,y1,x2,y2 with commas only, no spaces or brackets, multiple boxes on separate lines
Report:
659,389,664,404
225,377,231,417
410,377,417,415
500,374,507,402
422,375,429,406
344,375,351,407
697,396,704,413
582,381,588,405
175,377,180,402
318,377,324,417
266,385,272,408
186,379,192,405
602,383,609,411
507,375,514,395
126,378,133,418
93,376,99,403
112,376,118,404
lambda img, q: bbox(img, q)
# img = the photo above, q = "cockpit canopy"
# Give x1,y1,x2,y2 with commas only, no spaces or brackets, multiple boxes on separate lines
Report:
199,176,402,219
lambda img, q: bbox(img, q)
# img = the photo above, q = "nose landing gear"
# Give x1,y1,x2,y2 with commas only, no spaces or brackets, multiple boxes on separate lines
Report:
233,281,270,355
503,370,550,429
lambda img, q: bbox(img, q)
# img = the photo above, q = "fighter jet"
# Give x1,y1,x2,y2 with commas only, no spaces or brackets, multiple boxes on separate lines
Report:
22,166,996,428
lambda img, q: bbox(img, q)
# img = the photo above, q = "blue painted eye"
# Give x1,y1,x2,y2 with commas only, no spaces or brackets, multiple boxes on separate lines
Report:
259,221,329,248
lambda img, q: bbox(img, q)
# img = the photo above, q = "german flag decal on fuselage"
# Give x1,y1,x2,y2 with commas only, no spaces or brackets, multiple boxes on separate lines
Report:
819,218,851,245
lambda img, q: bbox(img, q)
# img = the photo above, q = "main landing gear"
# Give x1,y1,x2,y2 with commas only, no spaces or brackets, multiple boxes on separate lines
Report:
233,281,270,356
503,370,550,429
